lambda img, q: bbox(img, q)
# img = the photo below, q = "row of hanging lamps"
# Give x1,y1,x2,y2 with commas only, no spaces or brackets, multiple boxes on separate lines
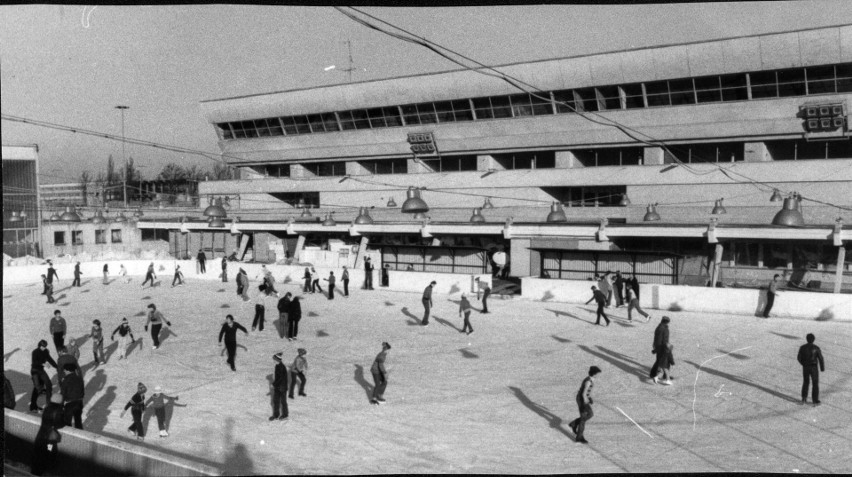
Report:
470,208,486,223
92,210,107,224
770,189,784,202
772,193,805,226
387,197,397,208
482,197,494,209
355,207,374,224
619,193,631,206
401,187,429,214
643,204,661,222
322,212,337,226
546,202,567,223
711,198,727,215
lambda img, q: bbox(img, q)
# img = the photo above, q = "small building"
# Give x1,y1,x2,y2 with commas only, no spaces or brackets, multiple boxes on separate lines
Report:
3,144,42,258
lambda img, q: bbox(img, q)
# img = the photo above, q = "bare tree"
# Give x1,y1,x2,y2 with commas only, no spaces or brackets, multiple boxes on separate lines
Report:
184,164,206,182
212,163,235,180
156,163,186,182
80,170,91,206
106,154,117,185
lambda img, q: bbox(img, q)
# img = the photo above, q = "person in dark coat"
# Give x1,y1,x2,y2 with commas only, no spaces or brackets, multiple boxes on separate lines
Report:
614,271,625,308
102,263,109,284
221,256,228,283
421,281,435,326
60,363,84,429
364,257,374,290
45,279,56,304
30,340,57,413
269,352,289,421
219,315,248,371
277,292,292,339
584,286,610,326
459,294,474,334
72,262,82,287
650,316,672,385
236,268,249,300
55,347,81,384
630,275,641,300
47,261,59,287
342,266,350,296
4,372,15,409
140,262,157,288
798,333,826,405
196,250,207,274
324,271,336,300
569,366,601,444
287,296,302,341
49,310,67,351
381,264,390,287
31,392,65,475
370,342,391,405
476,277,491,314
303,267,312,293
289,348,308,399
121,383,147,440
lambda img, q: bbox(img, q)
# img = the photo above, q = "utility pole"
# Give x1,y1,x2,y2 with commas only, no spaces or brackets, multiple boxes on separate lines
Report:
115,105,129,208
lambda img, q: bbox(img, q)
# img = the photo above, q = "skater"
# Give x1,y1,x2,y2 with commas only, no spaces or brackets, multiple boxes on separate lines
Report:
66,338,80,361
289,348,308,399
29,340,57,412
196,250,207,274
47,261,59,288
476,277,491,314
270,352,289,421
55,347,81,383
41,273,50,296
49,310,67,351
650,316,672,384
459,293,474,334
257,265,279,297
221,256,228,283
119,264,130,283
598,272,613,308
110,317,136,360
102,263,109,284
141,262,157,288
60,363,84,429
171,264,184,287
797,333,826,405
421,281,435,326
382,264,390,287
146,386,179,437
585,286,610,326
277,292,292,339
303,267,312,293
569,366,601,444
91,319,105,365
342,266,350,296
219,314,248,371
236,268,249,300
287,296,302,341
763,274,782,318
121,383,147,440
31,392,65,476
364,257,374,290
310,267,323,294
324,271,336,300
630,275,641,300
626,287,651,322
45,279,56,304
252,285,269,331
614,271,625,307
370,342,391,404
72,262,82,287
145,304,172,350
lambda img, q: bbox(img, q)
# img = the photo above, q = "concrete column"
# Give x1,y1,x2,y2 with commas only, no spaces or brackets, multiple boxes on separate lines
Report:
835,246,846,294
430,237,441,246
345,161,370,176
355,236,370,268
407,157,434,173
744,142,771,162
643,147,665,165
292,234,306,262
710,243,723,287
477,155,505,171
290,164,314,179
554,150,581,168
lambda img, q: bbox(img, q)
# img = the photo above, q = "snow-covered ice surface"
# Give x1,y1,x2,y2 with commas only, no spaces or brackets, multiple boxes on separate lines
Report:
4,277,851,474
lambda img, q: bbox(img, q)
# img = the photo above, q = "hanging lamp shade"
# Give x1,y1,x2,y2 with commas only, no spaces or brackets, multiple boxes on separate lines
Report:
413,212,428,220
9,211,21,223
20,210,28,220
203,198,226,218
619,193,631,206
59,206,82,222
114,212,127,223
545,202,567,222
230,217,241,235
470,208,486,223
50,211,61,221
354,207,374,225
482,197,494,209
300,207,312,218
401,187,429,214
209,216,226,228
180,217,190,234
92,210,107,224
296,198,306,208
133,207,144,218
322,213,337,226
643,204,661,222
772,195,805,226
387,197,397,208
770,189,783,202
711,199,727,215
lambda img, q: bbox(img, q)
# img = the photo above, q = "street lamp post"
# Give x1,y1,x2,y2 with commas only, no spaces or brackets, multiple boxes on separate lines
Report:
115,105,129,209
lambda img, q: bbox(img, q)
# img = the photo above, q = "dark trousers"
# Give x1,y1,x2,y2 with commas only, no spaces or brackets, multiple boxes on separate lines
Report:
199,261,206,273
64,399,83,429
46,288,55,303
303,278,311,292
311,280,323,293
129,409,144,437
343,279,349,296
171,274,182,286
222,269,228,282
236,284,243,296
649,346,668,378
289,371,306,397
225,340,237,369
365,272,373,289
142,272,155,287
628,299,649,320
30,369,51,410
42,282,48,295
462,311,473,333
253,305,265,331
93,339,104,363
371,370,387,400
155,407,167,430
328,284,335,299
763,292,776,318
31,438,58,476
151,324,162,348
422,299,431,324
595,303,610,325
481,288,490,313
571,400,594,439
615,286,624,306
72,274,81,287
802,366,820,402
272,388,288,418
287,319,299,339
52,332,64,352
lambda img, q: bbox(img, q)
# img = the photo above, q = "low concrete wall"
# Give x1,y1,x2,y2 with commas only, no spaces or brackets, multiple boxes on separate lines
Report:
4,409,221,476
520,277,852,321
385,270,475,295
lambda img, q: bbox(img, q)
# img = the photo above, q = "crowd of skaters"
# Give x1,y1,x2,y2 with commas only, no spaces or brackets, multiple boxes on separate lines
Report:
8,255,833,475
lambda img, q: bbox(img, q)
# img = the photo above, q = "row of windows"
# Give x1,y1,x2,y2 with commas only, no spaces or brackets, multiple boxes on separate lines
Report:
216,63,852,140
54,229,122,246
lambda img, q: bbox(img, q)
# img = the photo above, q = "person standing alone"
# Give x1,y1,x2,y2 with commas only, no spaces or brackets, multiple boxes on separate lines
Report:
49,310,67,351
797,333,825,405
584,286,610,326
459,293,474,335
763,274,782,318
569,366,601,444
370,342,391,405
364,257,374,290
72,262,82,287
325,271,336,300
287,296,302,341
477,278,491,314
221,256,228,283
421,281,435,326
269,352,289,421
342,266,350,296
649,316,672,384
196,250,207,274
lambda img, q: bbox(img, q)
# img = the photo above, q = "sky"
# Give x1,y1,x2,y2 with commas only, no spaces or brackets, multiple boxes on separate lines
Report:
2,3,852,184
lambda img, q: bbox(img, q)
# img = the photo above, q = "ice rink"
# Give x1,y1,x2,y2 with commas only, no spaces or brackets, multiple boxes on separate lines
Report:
4,275,851,474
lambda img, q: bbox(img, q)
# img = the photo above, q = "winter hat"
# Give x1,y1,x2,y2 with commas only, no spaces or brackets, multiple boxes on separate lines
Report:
273,352,283,361
93,319,101,326
154,386,162,393
589,366,602,376
122,317,128,322
662,316,671,323
38,339,48,348
50,393,63,404
382,342,391,350
297,348,307,355
63,363,77,372
138,383,147,393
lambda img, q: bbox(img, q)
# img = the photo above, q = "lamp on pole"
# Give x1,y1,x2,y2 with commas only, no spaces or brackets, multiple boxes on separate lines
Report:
115,105,129,208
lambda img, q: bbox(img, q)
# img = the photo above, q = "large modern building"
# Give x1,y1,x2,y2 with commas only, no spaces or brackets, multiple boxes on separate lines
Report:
2,145,42,258
140,24,852,292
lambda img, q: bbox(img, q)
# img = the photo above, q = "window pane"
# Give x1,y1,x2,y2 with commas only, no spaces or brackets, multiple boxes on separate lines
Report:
458,156,477,171
645,81,670,107
54,231,65,245
434,101,454,123
322,113,340,132
837,63,852,92
351,110,371,129
490,96,513,118
530,93,552,115
307,114,325,133
451,100,474,121
417,103,438,124
597,86,621,110
241,120,258,138
472,97,494,119
383,107,403,127
111,229,122,243
669,78,696,105
621,84,644,109
268,118,284,136
574,88,598,112
750,71,777,98
255,119,271,137
807,65,836,94
509,94,533,116
720,74,748,101
293,116,311,134
366,108,386,128
734,242,759,266
764,243,789,269
401,104,421,125
553,90,576,113
217,123,233,140
694,76,721,103
513,153,533,169
777,68,806,97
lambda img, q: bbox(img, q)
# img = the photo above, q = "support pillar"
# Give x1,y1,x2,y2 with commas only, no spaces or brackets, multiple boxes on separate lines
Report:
710,243,723,287
292,234,306,262
643,147,666,165
355,236,370,268
555,150,582,168
744,142,771,162
835,245,846,294
430,237,441,246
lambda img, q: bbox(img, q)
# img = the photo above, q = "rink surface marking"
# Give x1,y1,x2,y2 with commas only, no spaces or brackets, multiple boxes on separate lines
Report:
692,346,753,431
